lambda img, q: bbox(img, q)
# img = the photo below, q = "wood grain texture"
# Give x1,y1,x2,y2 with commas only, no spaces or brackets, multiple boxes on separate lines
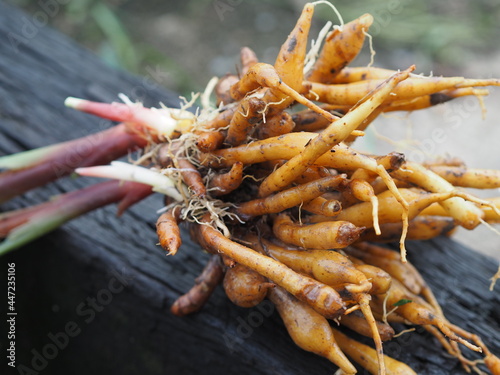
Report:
0,3,498,374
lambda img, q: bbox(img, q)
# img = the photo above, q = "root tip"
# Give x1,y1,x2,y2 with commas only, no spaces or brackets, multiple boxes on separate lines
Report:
64,96,85,109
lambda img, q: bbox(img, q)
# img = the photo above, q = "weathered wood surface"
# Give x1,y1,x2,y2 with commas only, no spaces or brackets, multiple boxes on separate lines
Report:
0,2,499,374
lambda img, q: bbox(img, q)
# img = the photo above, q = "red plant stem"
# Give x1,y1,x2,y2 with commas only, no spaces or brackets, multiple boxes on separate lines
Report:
0,180,153,238
0,124,147,204
0,204,49,237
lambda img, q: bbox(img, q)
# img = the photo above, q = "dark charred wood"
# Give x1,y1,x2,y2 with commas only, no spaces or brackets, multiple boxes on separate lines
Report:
0,3,498,374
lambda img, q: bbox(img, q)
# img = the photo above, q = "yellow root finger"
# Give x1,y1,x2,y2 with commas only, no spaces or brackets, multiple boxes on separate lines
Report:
191,219,346,319
269,285,357,374
259,66,414,198
273,213,365,250
332,328,417,375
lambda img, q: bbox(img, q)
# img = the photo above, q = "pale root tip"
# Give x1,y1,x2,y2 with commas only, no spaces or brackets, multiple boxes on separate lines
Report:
64,97,85,109
74,166,108,178
74,167,94,176
360,13,374,26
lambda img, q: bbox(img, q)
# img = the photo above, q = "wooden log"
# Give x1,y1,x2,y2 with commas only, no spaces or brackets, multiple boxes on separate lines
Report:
0,3,498,374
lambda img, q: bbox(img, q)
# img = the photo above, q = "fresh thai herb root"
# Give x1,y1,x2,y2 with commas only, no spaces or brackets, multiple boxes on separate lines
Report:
1,2,500,374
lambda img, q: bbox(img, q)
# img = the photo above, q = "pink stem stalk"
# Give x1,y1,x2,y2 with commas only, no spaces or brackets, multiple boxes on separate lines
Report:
0,124,146,204
0,180,153,239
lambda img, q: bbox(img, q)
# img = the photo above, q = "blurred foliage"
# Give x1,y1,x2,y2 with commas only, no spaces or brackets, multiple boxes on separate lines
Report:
328,0,500,65
9,0,140,72
6,0,500,96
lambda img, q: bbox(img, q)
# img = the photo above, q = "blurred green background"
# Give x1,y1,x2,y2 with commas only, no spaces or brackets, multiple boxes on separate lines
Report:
6,0,500,96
